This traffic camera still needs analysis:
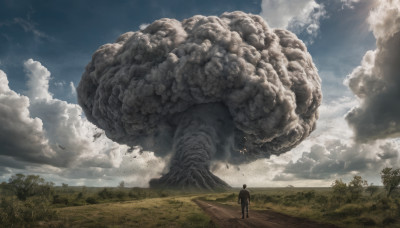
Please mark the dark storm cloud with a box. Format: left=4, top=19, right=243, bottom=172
left=345, top=0, right=400, bottom=142
left=78, top=11, right=322, bottom=189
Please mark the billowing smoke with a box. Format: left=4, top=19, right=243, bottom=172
left=77, top=11, right=322, bottom=190
left=345, top=0, right=400, bottom=142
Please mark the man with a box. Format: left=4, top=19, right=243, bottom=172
left=238, top=184, right=250, bottom=219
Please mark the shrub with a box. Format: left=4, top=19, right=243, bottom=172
left=86, top=197, right=98, bottom=204
left=98, top=188, right=114, bottom=199
left=315, top=194, right=328, bottom=208
left=52, top=195, right=69, bottom=205
left=116, top=190, right=126, bottom=199
left=304, top=191, right=315, bottom=202
left=381, top=167, right=400, bottom=197
left=0, top=197, right=57, bottom=226
left=8, top=174, right=54, bottom=201
left=348, top=176, right=368, bottom=201
left=331, top=179, right=347, bottom=206
left=366, top=184, right=379, bottom=196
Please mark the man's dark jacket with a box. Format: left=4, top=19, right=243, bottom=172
left=238, top=189, right=250, bottom=203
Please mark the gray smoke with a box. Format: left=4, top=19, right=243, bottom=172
left=77, top=11, right=322, bottom=190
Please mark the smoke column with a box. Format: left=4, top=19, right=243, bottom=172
left=77, top=11, right=322, bottom=190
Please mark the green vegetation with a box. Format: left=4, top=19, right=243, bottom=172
left=203, top=171, right=400, bottom=228
left=0, top=174, right=57, bottom=227
left=381, top=167, right=400, bottom=197
left=1, top=167, right=400, bottom=227
left=42, top=196, right=217, bottom=227
left=0, top=174, right=216, bottom=227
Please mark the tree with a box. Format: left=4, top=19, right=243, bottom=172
left=331, top=179, right=347, bottom=205
left=119, top=181, right=125, bottom=188
left=365, top=183, right=379, bottom=197
left=304, top=191, right=315, bottom=203
left=8, top=174, right=54, bottom=201
left=380, top=167, right=400, bottom=197
left=348, top=175, right=368, bottom=201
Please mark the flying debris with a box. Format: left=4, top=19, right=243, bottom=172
left=93, top=132, right=102, bottom=141
left=77, top=11, right=322, bottom=190
left=58, top=144, right=66, bottom=150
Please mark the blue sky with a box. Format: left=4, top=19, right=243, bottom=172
left=0, top=0, right=399, bottom=187
left=1, top=0, right=373, bottom=102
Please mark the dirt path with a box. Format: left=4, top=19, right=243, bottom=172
left=193, top=200, right=339, bottom=228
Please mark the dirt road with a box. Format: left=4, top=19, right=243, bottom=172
left=194, top=200, right=338, bottom=228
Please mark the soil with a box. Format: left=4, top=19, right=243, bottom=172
left=193, top=199, right=339, bottom=228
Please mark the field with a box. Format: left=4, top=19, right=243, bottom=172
left=1, top=183, right=400, bottom=227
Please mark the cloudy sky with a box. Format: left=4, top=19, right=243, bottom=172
left=0, top=0, right=399, bottom=187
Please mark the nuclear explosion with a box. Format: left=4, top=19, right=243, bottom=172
left=77, top=11, right=322, bottom=190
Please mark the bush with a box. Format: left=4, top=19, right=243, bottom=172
left=8, top=174, right=54, bottom=201
left=331, top=179, right=347, bottom=206
left=315, top=194, right=328, bottom=208
left=381, top=167, right=400, bottom=197
left=98, top=188, right=114, bottom=199
left=304, top=191, right=315, bottom=202
left=86, top=197, right=98, bottom=204
left=0, top=197, right=57, bottom=226
left=116, top=190, right=126, bottom=199
left=348, top=176, right=368, bottom=201
left=52, top=195, right=69, bottom=205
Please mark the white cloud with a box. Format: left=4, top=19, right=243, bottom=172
left=260, top=0, right=326, bottom=39
left=0, top=60, right=165, bottom=187
left=54, top=81, right=66, bottom=87
left=0, top=70, right=55, bottom=163
left=345, top=0, right=400, bottom=142
left=340, top=0, right=360, bottom=9
left=24, top=58, right=52, bottom=101
left=70, top=81, right=76, bottom=96
left=139, top=23, right=149, bottom=30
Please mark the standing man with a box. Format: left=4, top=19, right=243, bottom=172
left=238, top=184, right=250, bottom=219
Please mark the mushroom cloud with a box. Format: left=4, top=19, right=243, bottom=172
left=77, top=11, right=322, bottom=190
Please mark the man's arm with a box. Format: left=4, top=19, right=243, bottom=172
left=238, top=191, right=241, bottom=204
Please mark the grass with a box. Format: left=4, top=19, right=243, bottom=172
left=200, top=187, right=400, bottom=228
left=2, top=182, right=400, bottom=227
left=40, top=196, right=218, bottom=228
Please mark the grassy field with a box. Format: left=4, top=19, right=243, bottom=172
left=2, top=182, right=400, bottom=227
left=41, top=196, right=217, bottom=228
left=200, top=187, right=400, bottom=228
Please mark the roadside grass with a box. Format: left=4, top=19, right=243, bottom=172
left=40, top=196, right=218, bottom=228
left=200, top=188, right=400, bottom=228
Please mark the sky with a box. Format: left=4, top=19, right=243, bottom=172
left=0, top=0, right=399, bottom=188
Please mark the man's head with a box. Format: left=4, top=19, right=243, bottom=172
left=243, top=184, right=247, bottom=189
